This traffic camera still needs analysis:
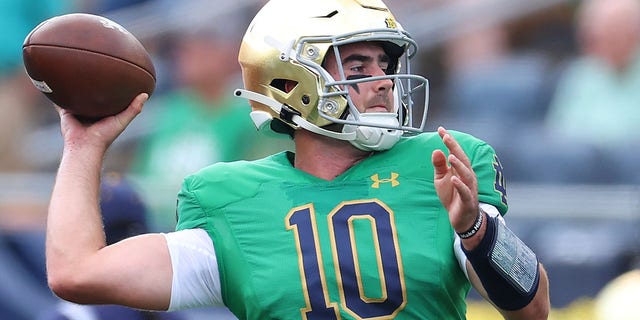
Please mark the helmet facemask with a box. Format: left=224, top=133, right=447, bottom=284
left=297, top=29, right=429, bottom=151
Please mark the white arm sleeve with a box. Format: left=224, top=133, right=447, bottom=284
left=162, top=228, right=224, bottom=311
left=453, top=203, right=505, bottom=279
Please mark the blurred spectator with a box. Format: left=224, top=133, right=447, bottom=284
left=37, top=172, right=189, bottom=320
left=127, top=3, right=291, bottom=226
left=0, top=0, right=72, bottom=171
left=0, top=227, right=54, bottom=320
left=0, top=1, right=71, bottom=75
left=441, top=15, right=553, bottom=137
left=0, top=0, right=67, bottom=297
left=544, top=0, right=640, bottom=183
left=98, top=172, right=149, bottom=244
left=438, top=0, right=560, bottom=183
left=129, top=28, right=252, bottom=184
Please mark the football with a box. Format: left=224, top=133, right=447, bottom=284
left=22, top=13, right=156, bottom=119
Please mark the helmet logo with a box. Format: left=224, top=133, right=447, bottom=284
left=385, top=18, right=397, bottom=29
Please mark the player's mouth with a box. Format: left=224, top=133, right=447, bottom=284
left=365, top=105, right=391, bottom=113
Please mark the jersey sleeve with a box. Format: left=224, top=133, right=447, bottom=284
left=169, top=176, right=224, bottom=311
left=175, top=175, right=210, bottom=231
left=164, top=228, right=223, bottom=311
left=174, top=161, right=258, bottom=231
left=474, top=144, right=508, bottom=215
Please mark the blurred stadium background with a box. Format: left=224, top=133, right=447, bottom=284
left=1, top=0, right=639, bottom=319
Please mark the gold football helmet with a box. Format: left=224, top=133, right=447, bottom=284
left=235, top=0, right=429, bottom=151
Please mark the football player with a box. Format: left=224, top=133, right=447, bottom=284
left=46, top=0, right=550, bottom=319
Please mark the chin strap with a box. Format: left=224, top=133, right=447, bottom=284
left=235, top=89, right=356, bottom=141
left=235, top=89, right=402, bottom=151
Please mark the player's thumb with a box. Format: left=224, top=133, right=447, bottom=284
left=129, top=93, right=148, bottom=115
left=432, top=149, right=449, bottom=179
left=114, top=93, right=147, bottom=129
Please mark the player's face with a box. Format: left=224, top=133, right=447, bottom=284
left=323, top=42, right=395, bottom=114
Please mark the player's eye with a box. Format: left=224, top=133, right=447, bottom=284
left=379, top=62, right=390, bottom=74
left=349, top=65, right=366, bottom=73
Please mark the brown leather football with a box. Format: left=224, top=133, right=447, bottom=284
left=22, top=13, right=156, bottom=119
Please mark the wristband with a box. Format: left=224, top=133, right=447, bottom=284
left=457, top=209, right=483, bottom=239
left=463, top=215, right=540, bottom=310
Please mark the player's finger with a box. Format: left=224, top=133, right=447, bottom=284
left=432, top=149, right=449, bottom=178
left=448, top=154, right=476, bottom=186
left=451, top=175, right=473, bottom=203
left=54, top=104, right=72, bottom=119
left=438, top=127, right=471, bottom=167
left=54, top=104, right=81, bottom=130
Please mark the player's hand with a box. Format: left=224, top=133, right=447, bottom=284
left=431, top=126, right=479, bottom=234
left=57, top=93, right=148, bottom=152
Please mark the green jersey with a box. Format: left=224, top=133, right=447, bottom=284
left=175, top=131, right=508, bottom=320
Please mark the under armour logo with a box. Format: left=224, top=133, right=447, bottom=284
left=370, top=172, right=400, bottom=188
